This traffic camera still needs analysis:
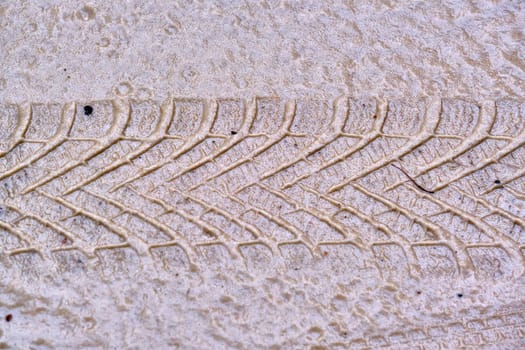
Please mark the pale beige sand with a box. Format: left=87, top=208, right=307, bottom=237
left=0, top=1, right=524, bottom=349
left=1, top=1, right=524, bottom=103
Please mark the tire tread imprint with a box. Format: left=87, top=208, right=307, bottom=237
left=0, top=97, right=523, bottom=281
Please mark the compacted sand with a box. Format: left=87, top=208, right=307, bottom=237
left=0, top=1, right=524, bottom=349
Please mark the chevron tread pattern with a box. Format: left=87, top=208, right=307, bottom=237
left=0, top=97, right=523, bottom=284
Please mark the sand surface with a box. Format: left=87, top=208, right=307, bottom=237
left=0, top=1, right=525, bottom=349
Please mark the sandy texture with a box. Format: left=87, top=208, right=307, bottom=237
left=1, top=1, right=525, bottom=103
left=1, top=1, right=525, bottom=349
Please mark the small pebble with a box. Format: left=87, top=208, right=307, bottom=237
left=84, top=105, right=94, bottom=116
